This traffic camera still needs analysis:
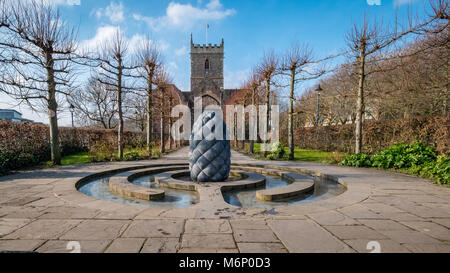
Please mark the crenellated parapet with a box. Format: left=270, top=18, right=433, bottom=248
left=190, top=34, right=224, bottom=54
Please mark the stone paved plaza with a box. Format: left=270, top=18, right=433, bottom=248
left=0, top=147, right=449, bottom=253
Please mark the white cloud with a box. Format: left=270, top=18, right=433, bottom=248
left=133, top=0, right=236, bottom=31
left=95, top=2, right=124, bottom=24
left=175, top=46, right=187, bottom=56
left=78, top=26, right=169, bottom=54
left=206, top=0, right=222, bottom=10
left=78, top=25, right=119, bottom=52
left=225, top=69, right=249, bottom=89
left=128, top=34, right=170, bottom=53
left=169, top=61, right=179, bottom=70
left=66, top=0, right=80, bottom=5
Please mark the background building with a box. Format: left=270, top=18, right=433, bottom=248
left=0, top=109, right=34, bottom=123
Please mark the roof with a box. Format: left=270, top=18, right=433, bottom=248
left=0, top=109, right=22, bottom=116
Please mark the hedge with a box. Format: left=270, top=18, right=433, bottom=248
left=0, top=121, right=145, bottom=174
left=281, top=116, right=449, bottom=155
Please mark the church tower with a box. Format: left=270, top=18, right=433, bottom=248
left=190, top=34, right=224, bottom=107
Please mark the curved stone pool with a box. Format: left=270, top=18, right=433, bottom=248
left=78, top=175, right=199, bottom=208
left=222, top=175, right=346, bottom=209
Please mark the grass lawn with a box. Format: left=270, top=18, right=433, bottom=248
left=42, top=147, right=174, bottom=167
left=42, top=152, right=92, bottom=166
left=61, top=152, right=92, bottom=165
left=252, top=143, right=344, bottom=164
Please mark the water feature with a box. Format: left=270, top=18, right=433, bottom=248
left=77, top=164, right=346, bottom=209
left=222, top=175, right=346, bottom=209
left=78, top=174, right=199, bottom=208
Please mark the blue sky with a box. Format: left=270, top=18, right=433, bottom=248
left=0, top=0, right=428, bottom=125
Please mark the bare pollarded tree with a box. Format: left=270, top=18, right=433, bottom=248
left=246, top=70, right=262, bottom=154
left=345, top=0, right=448, bottom=154
left=71, top=76, right=118, bottom=129
left=154, top=67, right=172, bottom=153
left=136, top=38, right=162, bottom=155
left=257, top=50, right=278, bottom=156
left=280, top=44, right=325, bottom=160
left=95, top=29, right=138, bottom=159
left=124, top=91, right=146, bottom=132
left=0, top=0, right=78, bottom=164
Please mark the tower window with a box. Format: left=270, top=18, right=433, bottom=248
left=205, top=59, right=210, bottom=70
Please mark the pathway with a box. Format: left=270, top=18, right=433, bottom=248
left=0, top=147, right=449, bottom=253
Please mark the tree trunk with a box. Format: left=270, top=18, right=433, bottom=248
left=117, top=62, right=124, bottom=160
left=146, top=71, right=153, bottom=156
left=168, top=98, right=173, bottom=151
left=234, top=112, right=237, bottom=148
left=355, top=48, right=366, bottom=154
left=249, top=87, right=255, bottom=154
left=45, top=53, right=61, bottom=165
left=264, top=78, right=271, bottom=156
left=160, top=92, right=165, bottom=153
left=288, top=69, right=295, bottom=160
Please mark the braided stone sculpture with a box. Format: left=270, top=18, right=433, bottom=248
left=189, top=111, right=231, bottom=182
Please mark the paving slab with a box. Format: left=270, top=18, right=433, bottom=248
left=105, top=238, right=145, bottom=253
left=393, top=204, right=450, bottom=218
left=431, top=218, right=450, bottom=229
left=402, top=243, right=450, bottom=253
left=39, top=206, right=100, bottom=219
left=140, top=237, right=180, bottom=253
left=1, top=206, right=46, bottom=219
left=122, top=219, right=184, bottom=238
left=399, top=221, right=450, bottom=241
left=178, top=248, right=238, bottom=253
left=36, top=240, right=110, bottom=253
left=185, top=219, right=232, bottom=234
left=0, top=218, right=33, bottom=237
left=237, top=242, right=287, bottom=253
left=0, top=239, right=44, bottom=252
left=3, top=219, right=82, bottom=240
left=233, top=229, right=279, bottom=243
left=362, top=203, right=405, bottom=214
left=308, top=210, right=359, bottom=226
left=358, top=219, right=411, bottom=231
left=181, top=234, right=236, bottom=249
left=378, top=230, right=444, bottom=244
left=59, top=220, right=130, bottom=240
left=343, top=239, right=410, bottom=253
left=268, top=219, right=354, bottom=253
left=338, top=204, right=385, bottom=219
left=230, top=219, right=270, bottom=230
left=324, top=225, right=387, bottom=240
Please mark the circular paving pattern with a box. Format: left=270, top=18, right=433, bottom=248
left=75, top=163, right=346, bottom=209
left=3, top=147, right=450, bottom=253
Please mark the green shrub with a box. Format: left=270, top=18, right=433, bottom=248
left=89, top=141, right=116, bottom=162
left=124, top=151, right=141, bottom=161
left=266, top=142, right=285, bottom=160
left=340, top=153, right=373, bottom=167
left=408, top=155, right=449, bottom=185
left=152, top=151, right=162, bottom=159
left=340, top=142, right=448, bottom=185
left=372, top=142, right=436, bottom=169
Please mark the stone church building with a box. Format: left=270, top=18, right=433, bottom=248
left=171, top=35, right=241, bottom=111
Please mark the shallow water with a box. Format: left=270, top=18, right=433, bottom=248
left=78, top=175, right=199, bottom=208
left=222, top=175, right=346, bottom=209
left=78, top=172, right=345, bottom=209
